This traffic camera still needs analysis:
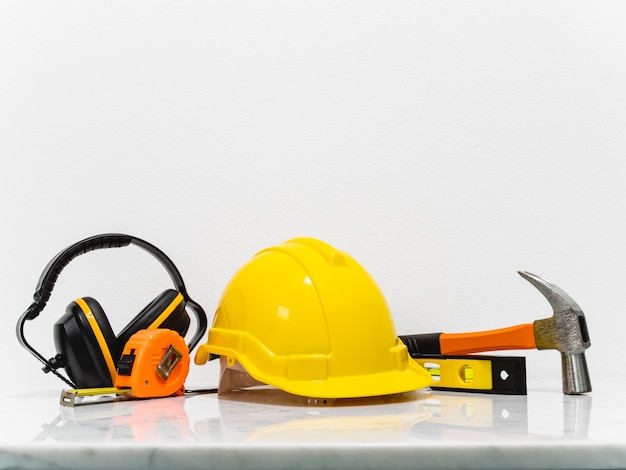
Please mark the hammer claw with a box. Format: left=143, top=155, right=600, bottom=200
left=518, top=271, right=583, bottom=318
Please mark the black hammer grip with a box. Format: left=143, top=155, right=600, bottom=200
left=399, top=333, right=443, bottom=357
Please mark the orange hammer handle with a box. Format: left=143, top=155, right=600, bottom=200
left=439, top=323, right=537, bottom=355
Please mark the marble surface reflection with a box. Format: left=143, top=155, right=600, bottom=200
left=31, top=386, right=593, bottom=444
left=2, top=379, right=624, bottom=470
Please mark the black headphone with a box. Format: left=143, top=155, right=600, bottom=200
left=16, top=234, right=208, bottom=389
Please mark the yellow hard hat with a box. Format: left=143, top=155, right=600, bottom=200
left=194, top=237, right=432, bottom=398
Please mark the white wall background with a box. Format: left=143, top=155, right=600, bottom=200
left=2, top=1, right=625, bottom=393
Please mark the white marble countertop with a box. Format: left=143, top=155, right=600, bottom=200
left=1, top=376, right=625, bottom=470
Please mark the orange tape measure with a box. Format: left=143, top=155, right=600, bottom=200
left=115, top=328, right=189, bottom=398
left=61, top=329, right=190, bottom=406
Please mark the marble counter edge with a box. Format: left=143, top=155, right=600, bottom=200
left=2, top=440, right=626, bottom=470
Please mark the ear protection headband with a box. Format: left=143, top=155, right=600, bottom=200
left=16, top=234, right=208, bottom=389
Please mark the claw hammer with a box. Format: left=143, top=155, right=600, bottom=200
left=400, top=271, right=592, bottom=394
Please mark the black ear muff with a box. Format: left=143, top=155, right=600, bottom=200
left=114, top=289, right=190, bottom=360
left=54, top=297, right=118, bottom=388
left=17, top=234, right=208, bottom=389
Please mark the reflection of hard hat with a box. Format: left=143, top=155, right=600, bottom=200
left=194, top=237, right=432, bottom=398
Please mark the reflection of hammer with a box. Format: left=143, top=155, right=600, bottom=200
left=400, top=271, right=591, bottom=395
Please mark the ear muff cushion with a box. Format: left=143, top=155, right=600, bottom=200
left=53, top=297, right=118, bottom=388
left=114, top=289, right=190, bottom=360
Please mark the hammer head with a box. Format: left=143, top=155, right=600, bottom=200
left=518, top=271, right=592, bottom=395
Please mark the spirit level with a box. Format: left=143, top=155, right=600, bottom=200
left=414, top=355, right=527, bottom=395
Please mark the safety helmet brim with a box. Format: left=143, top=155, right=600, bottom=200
left=196, top=339, right=433, bottom=399
left=260, top=357, right=431, bottom=399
